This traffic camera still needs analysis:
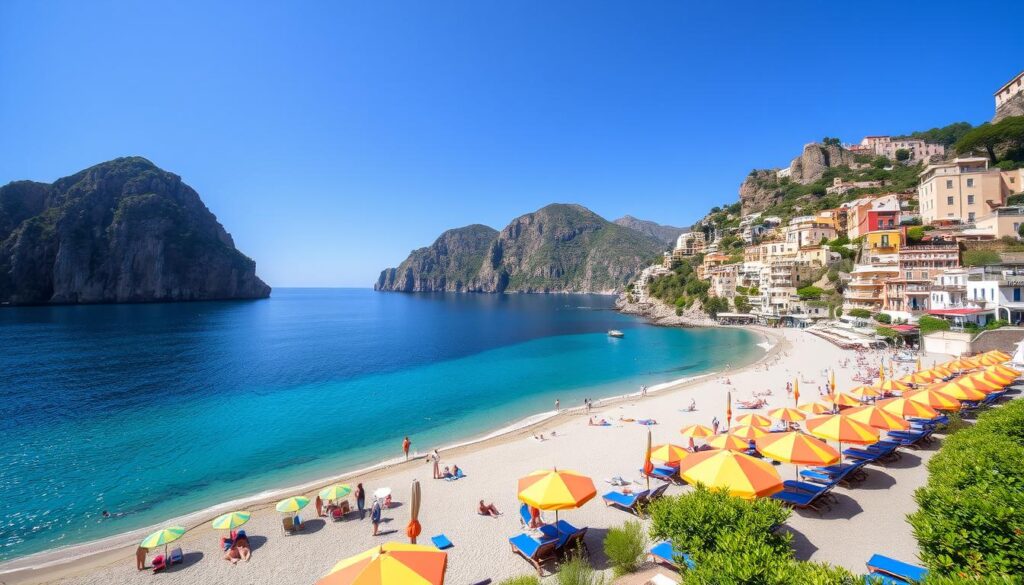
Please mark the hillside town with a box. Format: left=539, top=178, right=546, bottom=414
left=631, top=70, right=1024, bottom=350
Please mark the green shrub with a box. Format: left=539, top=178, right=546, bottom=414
left=847, top=308, right=872, bottom=319
left=496, top=577, right=541, bottom=585
left=603, top=520, right=647, bottom=576
left=874, top=313, right=892, bottom=324
left=556, top=549, right=606, bottom=585
left=919, top=315, right=951, bottom=335
left=797, top=285, right=824, bottom=300
left=908, top=401, right=1024, bottom=578
left=963, top=250, right=1002, bottom=267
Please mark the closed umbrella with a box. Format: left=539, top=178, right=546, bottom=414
left=407, top=480, right=421, bottom=544
left=316, top=542, right=447, bottom=585
left=643, top=428, right=653, bottom=490
left=677, top=450, right=783, bottom=499
left=726, top=390, right=732, bottom=428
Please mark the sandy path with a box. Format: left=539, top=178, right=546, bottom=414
left=1, top=328, right=950, bottom=585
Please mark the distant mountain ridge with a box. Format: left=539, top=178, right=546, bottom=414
left=375, top=204, right=664, bottom=294
left=613, top=215, right=688, bottom=245
left=0, top=157, right=270, bottom=305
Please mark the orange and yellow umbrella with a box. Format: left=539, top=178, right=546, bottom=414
left=517, top=469, right=596, bottom=511
left=680, top=424, right=715, bottom=439
left=985, top=364, right=1020, bottom=379
left=874, top=379, right=911, bottom=393
left=316, top=543, right=447, bottom=585
left=847, top=385, right=882, bottom=400
left=974, top=353, right=1005, bottom=366
left=903, top=388, right=961, bottom=412
left=985, top=350, right=1012, bottom=362
left=974, top=369, right=1014, bottom=387
left=930, top=380, right=987, bottom=401
left=708, top=433, right=755, bottom=451
left=649, top=444, right=690, bottom=466
left=805, top=415, right=880, bottom=445
left=798, top=401, right=831, bottom=415
left=942, top=358, right=978, bottom=372
left=735, top=414, right=772, bottom=428
left=923, top=366, right=954, bottom=380
left=755, top=432, right=840, bottom=466
left=877, top=397, right=939, bottom=419
left=767, top=407, right=806, bottom=423
left=823, top=392, right=864, bottom=407
left=957, top=374, right=1003, bottom=393
left=726, top=425, right=769, bottom=440
left=677, top=449, right=782, bottom=499
left=843, top=405, right=911, bottom=431
left=900, top=371, right=935, bottom=385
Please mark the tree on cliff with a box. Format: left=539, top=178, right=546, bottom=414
left=955, top=117, right=1024, bottom=164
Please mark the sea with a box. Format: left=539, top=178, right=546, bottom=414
left=0, top=288, right=759, bottom=562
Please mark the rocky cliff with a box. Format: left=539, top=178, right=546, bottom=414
left=613, top=215, right=687, bottom=245
left=995, top=92, right=1024, bottom=123
left=789, top=142, right=856, bottom=184
left=375, top=204, right=663, bottom=294
left=738, top=169, right=784, bottom=215
left=0, top=157, right=271, bottom=305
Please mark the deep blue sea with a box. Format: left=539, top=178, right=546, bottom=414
left=0, top=289, right=757, bottom=561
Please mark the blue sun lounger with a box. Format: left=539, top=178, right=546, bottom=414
left=771, top=489, right=829, bottom=513
left=509, top=533, right=558, bottom=575
left=648, top=541, right=695, bottom=570
left=864, top=554, right=928, bottom=584
left=602, top=489, right=650, bottom=515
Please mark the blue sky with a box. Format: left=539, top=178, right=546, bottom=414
left=2, top=0, right=1022, bottom=287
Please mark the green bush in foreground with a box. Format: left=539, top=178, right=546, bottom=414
left=909, top=400, right=1024, bottom=578
left=603, top=519, right=647, bottom=576
left=556, top=550, right=606, bottom=585
left=496, top=576, right=541, bottom=585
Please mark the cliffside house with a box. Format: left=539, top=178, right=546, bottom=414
left=844, top=194, right=901, bottom=239
left=846, top=135, right=945, bottom=162
left=995, top=70, right=1024, bottom=112
left=917, top=158, right=1014, bottom=225
left=826, top=177, right=884, bottom=196
left=785, top=215, right=838, bottom=248
left=672, top=231, right=706, bottom=260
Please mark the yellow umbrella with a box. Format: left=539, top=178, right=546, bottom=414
left=649, top=443, right=690, bottom=466
left=847, top=385, right=882, bottom=400
left=805, top=415, right=880, bottom=445
left=798, top=401, right=831, bottom=414
left=900, top=371, right=935, bottom=385
left=708, top=433, right=755, bottom=451
left=923, top=366, right=954, bottom=380
left=755, top=432, right=840, bottom=466
left=930, top=380, right=987, bottom=401
left=316, top=542, right=447, bottom=585
left=680, top=424, right=715, bottom=439
left=768, top=407, right=807, bottom=423
left=276, top=496, right=310, bottom=513
left=974, top=353, right=1004, bottom=366
left=320, top=484, right=353, bottom=502
left=517, top=469, right=596, bottom=511
left=874, top=379, right=911, bottom=393
left=140, top=526, right=186, bottom=558
left=823, top=392, right=863, bottom=407
left=677, top=449, right=783, bottom=499
left=843, top=405, right=911, bottom=431
left=727, top=425, right=769, bottom=440
left=942, top=358, right=978, bottom=372
left=735, top=413, right=772, bottom=427
left=877, top=397, right=940, bottom=419
left=903, top=388, right=961, bottom=412
left=976, top=369, right=1015, bottom=386
left=211, top=511, right=250, bottom=531
left=986, top=350, right=1012, bottom=362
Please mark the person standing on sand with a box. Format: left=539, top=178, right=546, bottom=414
left=712, top=416, right=720, bottom=435
left=136, top=546, right=148, bottom=570
left=370, top=498, right=382, bottom=535
left=555, top=399, right=560, bottom=411
left=355, top=483, right=366, bottom=519
left=430, top=449, right=441, bottom=479
left=402, top=436, right=411, bottom=460
left=315, top=494, right=323, bottom=517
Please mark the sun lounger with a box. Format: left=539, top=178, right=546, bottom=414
left=637, top=419, right=658, bottom=426
left=602, top=489, right=650, bottom=515
left=509, top=533, right=558, bottom=575
left=431, top=534, right=453, bottom=549
left=518, top=503, right=546, bottom=528
left=771, top=489, right=830, bottom=513
left=444, top=469, right=466, bottom=481
left=783, top=480, right=836, bottom=502
left=843, top=448, right=885, bottom=462
left=801, top=462, right=866, bottom=486
left=865, top=553, right=928, bottom=584
left=648, top=541, right=696, bottom=570
left=559, top=524, right=588, bottom=556
left=649, top=482, right=669, bottom=500
left=640, top=466, right=678, bottom=483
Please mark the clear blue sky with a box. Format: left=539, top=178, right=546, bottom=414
left=2, top=1, right=1022, bottom=287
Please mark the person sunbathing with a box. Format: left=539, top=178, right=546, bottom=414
left=442, top=466, right=453, bottom=479
left=451, top=464, right=461, bottom=477
left=235, top=536, right=251, bottom=562
left=224, top=543, right=242, bottom=565
left=478, top=500, right=500, bottom=517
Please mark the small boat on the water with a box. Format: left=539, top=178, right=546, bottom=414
left=608, top=330, right=624, bottom=338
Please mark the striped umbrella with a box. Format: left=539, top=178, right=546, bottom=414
left=679, top=424, right=715, bottom=439
left=974, top=370, right=1014, bottom=388
left=755, top=432, right=840, bottom=466
left=847, top=385, right=882, bottom=400
left=211, top=511, right=250, bottom=531
left=726, top=425, right=769, bottom=440
left=140, top=526, right=186, bottom=558
left=874, top=379, right=911, bottom=393
left=923, top=366, right=955, bottom=380
left=708, top=433, right=754, bottom=452
left=823, top=392, right=864, bottom=407
left=900, top=371, right=936, bottom=385
left=649, top=443, right=690, bottom=466
left=985, top=364, right=1021, bottom=379
left=767, top=407, right=807, bottom=423
left=931, top=380, right=987, bottom=401
left=805, top=415, right=879, bottom=445
left=735, top=414, right=772, bottom=427
left=276, top=496, right=310, bottom=513
left=320, top=484, right=353, bottom=502
left=316, top=542, right=447, bottom=585
left=677, top=449, right=782, bottom=499
left=974, top=353, right=1005, bottom=366
left=942, top=358, right=978, bottom=372
left=957, top=374, right=1003, bottom=393
left=877, top=397, right=940, bottom=419
left=798, top=401, right=831, bottom=414
left=986, top=350, right=1012, bottom=362
left=903, top=388, right=961, bottom=411
left=517, top=469, right=596, bottom=511
left=843, top=405, right=911, bottom=431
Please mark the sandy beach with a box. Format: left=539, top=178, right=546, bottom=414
left=0, top=327, right=953, bottom=585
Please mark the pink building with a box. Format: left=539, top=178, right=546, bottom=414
left=852, top=136, right=944, bottom=162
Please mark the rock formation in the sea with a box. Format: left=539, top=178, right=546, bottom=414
left=613, top=215, right=688, bottom=246
left=0, top=157, right=271, bottom=304
left=375, top=204, right=664, bottom=294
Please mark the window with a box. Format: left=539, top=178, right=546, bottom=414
left=967, top=195, right=975, bottom=204
left=967, top=178, right=975, bottom=187
left=877, top=219, right=883, bottom=229
left=947, top=196, right=954, bottom=205
left=968, top=212, right=975, bottom=222
left=946, top=180, right=953, bottom=189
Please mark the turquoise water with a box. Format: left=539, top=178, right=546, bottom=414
left=0, top=289, right=757, bottom=561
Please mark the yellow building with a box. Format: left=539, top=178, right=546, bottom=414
left=918, top=157, right=1007, bottom=224
left=863, top=229, right=903, bottom=253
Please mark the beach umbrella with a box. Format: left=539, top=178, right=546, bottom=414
left=680, top=424, right=715, bottom=439
left=985, top=364, right=1021, bottom=379
left=649, top=443, right=690, bottom=466
left=211, top=511, right=250, bottom=531
left=957, top=374, right=1003, bottom=393
left=903, top=388, right=961, bottom=412
left=823, top=392, right=863, bottom=407
left=793, top=378, right=800, bottom=405
left=754, top=432, right=840, bottom=466
left=517, top=469, right=596, bottom=511
left=879, top=363, right=885, bottom=382
left=798, top=401, right=831, bottom=415
left=320, top=484, right=353, bottom=502
left=829, top=369, right=836, bottom=394
left=140, top=526, right=186, bottom=559
left=768, top=407, right=806, bottom=423
left=931, top=380, right=987, bottom=401
left=847, top=385, right=882, bottom=400
left=900, top=371, right=935, bottom=385
left=677, top=449, right=783, bottom=499
left=843, top=405, right=911, bottom=431
left=874, top=379, right=911, bottom=394
left=708, top=433, right=754, bottom=451
left=974, top=353, right=1004, bottom=366
left=735, top=413, right=772, bottom=427
left=986, top=350, right=1012, bottom=362
left=727, top=425, right=769, bottom=440
left=407, top=480, right=421, bottom=544
left=975, top=369, right=1015, bottom=387
left=805, top=415, right=879, bottom=445
left=877, top=397, right=940, bottom=420
left=315, top=542, right=447, bottom=585
left=942, top=358, right=978, bottom=372
left=643, top=428, right=653, bottom=491
left=923, top=366, right=954, bottom=380
left=275, top=496, right=310, bottom=513
left=726, top=390, right=732, bottom=428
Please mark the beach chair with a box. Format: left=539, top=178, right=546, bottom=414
left=282, top=516, right=302, bottom=533
left=843, top=448, right=885, bottom=463
left=509, top=533, right=558, bottom=575
left=864, top=554, right=928, bottom=584
left=430, top=534, right=453, bottom=549
left=649, top=482, right=669, bottom=501
left=518, top=503, right=545, bottom=528
left=168, top=547, right=183, bottom=567
left=601, top=489, right=649, bottom=515
left=648, top=541, right=696, bottom=570
left=641, top=465, right=678, bottom=484
left=772, top=489, right=829, bottom=514
left=331, top=507, right=345, bottom=522
left=559, top=524, right=588, bottom=557
left=151, top=554, right=167, bottom=573
left=782, top=480, right=837, bottom=503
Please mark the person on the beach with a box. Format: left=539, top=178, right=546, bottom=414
left=136, top=546, right=148, bottom=570
left=355, top=483, right=366, bottom=519
left=235, top=535, right=251, bottom=562
left=452, top=464, right=461, bottom=477
left=529, top=505, right=542, bottom=528
left=431, top=450, right=441, bottom=479
left=370, top=498, right=382, bottom=535
left=315, top=494, right=323, bottom=517
left=442, top=466, right=452, bottom=479
left=554, top=399, right=560, bottom=411
left=478, top=500, right=500, bottom=517
left=402, top=436, right=411, bottom=460
left=712, top=417, right=720, bottom=435
left=687, top=398, right=696, bottom=412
